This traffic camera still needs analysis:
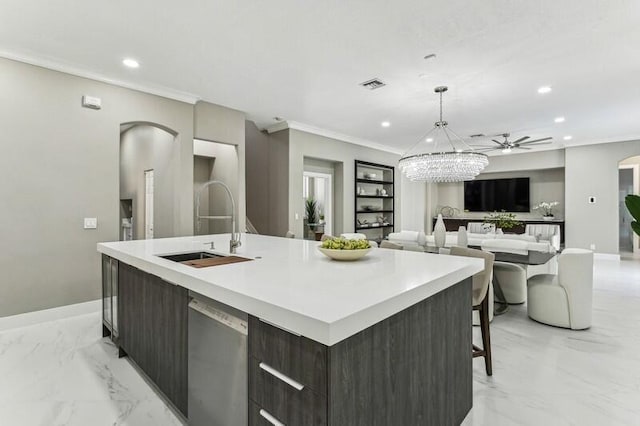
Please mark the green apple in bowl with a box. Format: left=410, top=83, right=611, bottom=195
left=318, top=237, right=372, bottom=261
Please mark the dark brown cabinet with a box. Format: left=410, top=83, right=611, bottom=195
left=248, top=278, right=473, bottom=426
left=117, top=262, right=189, bottom=416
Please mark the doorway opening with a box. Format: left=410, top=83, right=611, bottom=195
left=193, top=139, right=239, bottom=236
left=303, top=171, right=333, bottom=240
left=119, top=122, right=178, bottom=240
left=619, top=156, right=640, bottom=257
left=302, top=157, right=342, bottom=240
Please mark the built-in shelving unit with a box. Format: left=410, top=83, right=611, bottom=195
left=355, top=160, right=395, bottom=242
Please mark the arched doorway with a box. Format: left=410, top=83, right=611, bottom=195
left=119, top=122, right=179, bottom=240
left=618, top=155, right=640, bottom=256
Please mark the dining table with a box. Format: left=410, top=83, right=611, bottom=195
left=485, top=249, right=557, bottom=315
left=423, top=245, right=557, bottom=315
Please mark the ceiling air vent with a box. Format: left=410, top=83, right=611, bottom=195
left=360, top=78, right=386, bottom=90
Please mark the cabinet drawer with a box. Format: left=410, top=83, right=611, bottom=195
left=249, top=358, right=327, bottom=426
left=249, top=316, right=327, bottom=396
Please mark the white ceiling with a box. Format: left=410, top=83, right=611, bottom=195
left=2, top=0, right=640, bottom=155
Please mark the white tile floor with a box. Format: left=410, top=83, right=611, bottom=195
left=0, top=258, right=638, bottom=425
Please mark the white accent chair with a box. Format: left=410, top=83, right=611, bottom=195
left=525, top=224, right=561, bottom=252
left=468, top=222, right=495, bottom=234
left=380, top=240, right=402, bottom=250
left=493, top=262, right=527, bottom=304
left=527, top=248, right=594, bottom=330
left=340, top=233, right=367, bottom=240
left=481, top=239, right=528, bottom=304
left=387, top=230, right=427, bottom=251
left=481, top=239, right=529, bottom=255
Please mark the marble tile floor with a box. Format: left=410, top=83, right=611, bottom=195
left=0, top=257, right=638, bottom=425
left=0, top=308, right=183, bottom=425
left=464, top=257, right=640, bottom=426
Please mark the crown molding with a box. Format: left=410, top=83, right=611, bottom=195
left=265, top=120, right=403, bottom=155
left=0, top=49, right=201, bottom=104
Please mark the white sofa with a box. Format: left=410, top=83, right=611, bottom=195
left=425, top=231, right=553, bottom=253
left=527, top=248, right=594, bottom=330
left=525, top=224, right=561, bottom=252
left=387, top=231, right=427, bottom=252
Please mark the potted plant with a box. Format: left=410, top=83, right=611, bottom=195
left=305, top=197, right=318, bottom=233
left=533, top=201, right=559, bottom=221
left=483, top=211, right=522, bottom=232
left=625, top=194, right=640, bottom=237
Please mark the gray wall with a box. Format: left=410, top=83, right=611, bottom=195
left=435, top=168, right=566, bottom=219
left=194, top=102, right=246, bottom=233
left=245, top=121, right=271, bottom=234
left=0, top=57, right=245, bottom=316
left=193, top=155, right=215, bottom=234
left=193, top=140, right=239, bottom=234
left=120, top=125, right=178, bottom=239
left=565, top=140, right=640, bottom=254
left=288, top=129, right=402, bottom=239
left=427, top=149, right=567, bottom=229
left=244, top=123, right=290, bottom=237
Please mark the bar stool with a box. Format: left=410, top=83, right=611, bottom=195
left=450, top=246, right=495, bottom=376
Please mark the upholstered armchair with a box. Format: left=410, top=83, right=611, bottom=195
left=468, top=222, right=495, bottom=234
left=480, top=239, right=528, bottom=304
left=527, top=248, right=594, bottom=330
left=525, top=224, right=561, bottom=251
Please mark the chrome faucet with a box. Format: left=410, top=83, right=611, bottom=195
left=195, top=180, right=242, bottom=254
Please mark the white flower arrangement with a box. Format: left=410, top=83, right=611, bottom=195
left=533, top=201, right=559, bottom=217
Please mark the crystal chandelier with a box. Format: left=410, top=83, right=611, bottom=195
left=399, top=86, right=488, bottom=182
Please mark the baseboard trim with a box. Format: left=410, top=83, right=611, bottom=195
left=594, top=253, right=621, bottom=261
left=0, top=299, right=101, bottom=332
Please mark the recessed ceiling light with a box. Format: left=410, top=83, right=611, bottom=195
left=537, top=86, right=552, bottom=94
left=381, top=121, right=391, bottom=128
left=426, top=138, right=434, bottom=142
left=554, top=116, right=565, bottom=123
left=563, top=135, right=573, bottom=140
left=122, top=58, right=140, bottom=68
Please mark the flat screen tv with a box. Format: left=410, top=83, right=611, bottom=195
left=464, top=177, right=530, bottom=212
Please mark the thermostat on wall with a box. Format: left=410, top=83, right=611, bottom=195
left=82, top=95, right=102, bottom=110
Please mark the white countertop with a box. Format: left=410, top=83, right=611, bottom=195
left=98, top=234, right=483, bottom=346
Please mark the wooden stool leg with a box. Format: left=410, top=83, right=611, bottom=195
left=480, top=296, right=493, bottom=376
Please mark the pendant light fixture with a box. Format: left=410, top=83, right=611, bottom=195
left=399, top=86, right=488, bottom=182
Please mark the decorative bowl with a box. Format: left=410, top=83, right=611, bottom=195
left=317, top=247, right=372, bottom=261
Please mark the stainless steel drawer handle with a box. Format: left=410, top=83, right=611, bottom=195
left=259, top=409, right=285, bottom=426
left=259, top=362, right=305, bottom=391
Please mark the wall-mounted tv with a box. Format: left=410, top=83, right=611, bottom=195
left=464, top=177, right=530, bottom=212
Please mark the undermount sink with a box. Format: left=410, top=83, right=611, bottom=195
left=158, top=251, right=225, bottom=262
left=157, top=251, right=253, bottom=268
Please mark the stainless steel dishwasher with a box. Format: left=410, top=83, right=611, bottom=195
left=188, top=293, right=248, bottom=426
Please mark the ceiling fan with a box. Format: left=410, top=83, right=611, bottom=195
left=475, top=133, right=553, bottom=153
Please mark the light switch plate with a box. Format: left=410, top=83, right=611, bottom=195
left=84, top=218, right=97, bottom=229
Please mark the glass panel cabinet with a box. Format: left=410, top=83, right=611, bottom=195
left=102, top=255, right=119, bottom=339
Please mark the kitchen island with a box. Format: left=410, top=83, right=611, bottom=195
left=98, top=234, right=483, bottom=426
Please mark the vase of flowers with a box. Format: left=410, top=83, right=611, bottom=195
left=533, top=201, right=559, bottom=220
